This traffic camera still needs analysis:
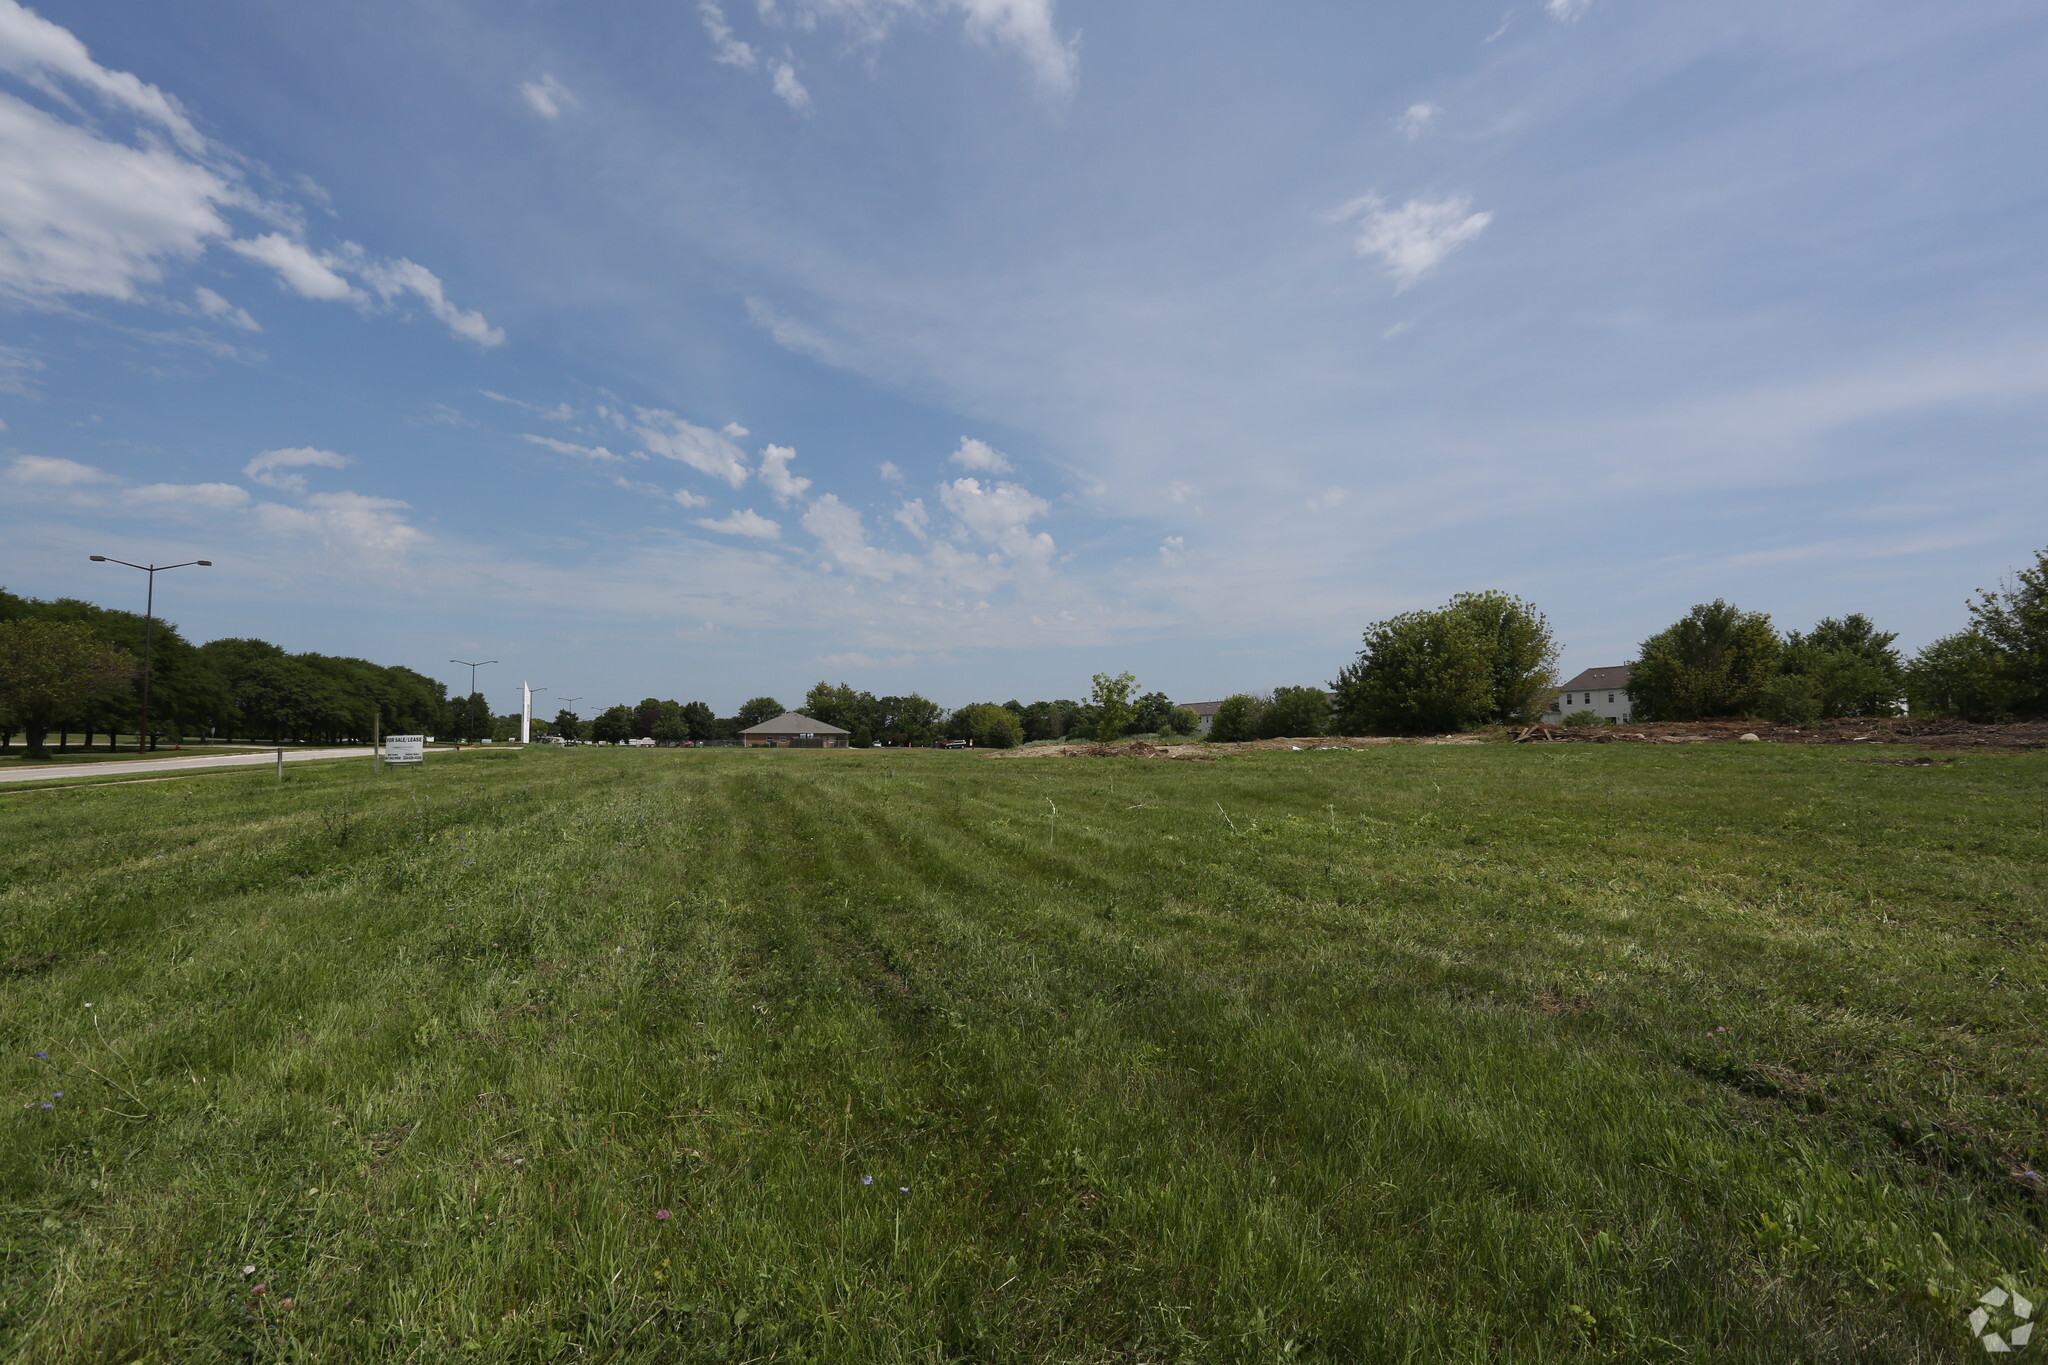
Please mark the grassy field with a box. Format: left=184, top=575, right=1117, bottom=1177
left=2, top=744, right=2043, bottom=1362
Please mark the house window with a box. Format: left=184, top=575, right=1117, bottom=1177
left=1607, top=694, right=1614, bottom=703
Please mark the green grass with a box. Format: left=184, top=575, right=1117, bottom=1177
left=2, top=744, right=2043, bottom=1361
left=0, top=745, right=275, bottom=768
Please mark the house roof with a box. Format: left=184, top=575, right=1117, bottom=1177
left=1178, top=701, right=1223, bottom=716
left=1558, top=666, right=1632, bottom=691
left=739, top=711, right=851, bottom=735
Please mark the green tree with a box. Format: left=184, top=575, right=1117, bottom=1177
left=0, top=619, right=137, bottom=758
left=876, top=694, right=944, bottom=746
left=1905, top=631, right=2017, bottom=722
left=633, top=698, right=665, bottom=739
left=651, top=701, right=691, bottom=744
left=1088, top=672, right=1137, bottom=741
left=949, top=702, right=1022, bottom=749
left=1331, top=609, right=1491, bottom=735
left=1443, top=591, right=1559, bottom=723
left=553, top=708, right=583, bottom=741
left=1627, top=601, right=1782, bottom=721
left=1130, top=691, right=1173, bottom=735
left=1018, top=700, right=1076, bottom=742
left=1260, top=685, right=1330, bottom=739
left=1207, top=693, right=1267, bottom=743
left=1779, top=614, right=1904, bottom=719
left=1159, top=705, right=1200, bottom=738
left=1965, top=546, right=2048, bottom=716
left=733, top=696, right=785, bottom=732
left=590, top=704, right=633, bottom=744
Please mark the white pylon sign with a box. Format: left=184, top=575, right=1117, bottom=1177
left=521, top=681, right=533, bottom=744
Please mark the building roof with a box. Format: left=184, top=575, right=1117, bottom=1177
left=1558, top=666, right=1632, bottom=691
left=1178, top=701, right=1223, bottom=716
left=739, top=710, right=851, bottom=736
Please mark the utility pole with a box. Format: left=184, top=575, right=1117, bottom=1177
left=90, top=556, right=212, bottom=751
left=449, top=658, right=497, bottom=743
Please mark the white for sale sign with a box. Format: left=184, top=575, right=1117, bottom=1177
left=385, top=735, right=424, bottom=764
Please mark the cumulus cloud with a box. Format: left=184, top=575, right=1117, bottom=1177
left=758, top=443, right=812, bottom=502
left=634, top=408, right=751, bottom=487
left=228, top=233, right=354, bottom=301
left=193, top=286, right=259, bottom=331
left=1330, top=194, right=1493, bottom=289
left=124, top=481, right=249, bottom=509
left=699, top=0, right=758, bottom=68
left=673, top=488, right=710, bottom=508
left=521, top=433, right=628, bottom=463
left=770, top=62, right=811, bottom=113
left=254, top=490, right=427, bottom=558
left=1395, top=103, right=1440, bottom=139
left=243, top=445, right=353, bottom=494
left=947, top=0, right=1078, bottom=97
left=354, top=254, right=505, bottom=347
left=1159, top=535, right=1184, bottom=566
left=948, top=436, right=1013, bottom=473
left=695, top=507, right=781, bottom=539
left=0, top=91, right=232, bottom=303
left=803, top=494, right=917, bottom=578
left=5, top=454, right=108, bottom=484
left=520, top=73, right=580, bottom=120
left=0, top=3, right=501, bottom=348
left=878, top=460, right=905, bottom=484
left=893, top=497, right=929, bottom=539
left=939, top=476, right=1054, bottom=566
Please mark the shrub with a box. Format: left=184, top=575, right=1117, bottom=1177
left=1260, top=686, right=1330, bottom=738
left=1207, top=694, right=1266, bottom=743
left=1628, top=601, right=1780, bottom=721
left=1561, top=710, right=1604, bottom=728
left=1755, top=675, right=1821, bottom=727
left=1331, top=591, right=1556, bottom=735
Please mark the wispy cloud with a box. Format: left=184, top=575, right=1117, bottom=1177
left=243, top=446, right=353, bottom=494
left=1394, top=103, right=1440, bottom=139
left=1328, top=194, right=1493, bottom=289
left=520, top=73, right=580, bottom=120
left=521, top=433, right=629, bottom=463
left=696, top=507, right=781, bottom=539
left=635, top=409, right=751, bottom=487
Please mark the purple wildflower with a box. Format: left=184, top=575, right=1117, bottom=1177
left=860, top=1175, right=873, bottom=1186
left=52, top=1092, right=62, bottom=1099
left=39, top=1102, right=52, bottom=1110
left=655, top=1209, right=672, bottom=1221
left=33, top=1051, right=46, bottom=1060
left=899, top=1186, right=910, bottom=1194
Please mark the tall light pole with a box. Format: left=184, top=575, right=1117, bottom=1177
left=449, top=658, right=496, bottom=743
left=559, top=696, right=583, bottom=742
left=90, top=555, right=211, bottom=752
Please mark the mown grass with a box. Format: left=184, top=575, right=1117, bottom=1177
left=1, top=743, right=2043, bottom=1362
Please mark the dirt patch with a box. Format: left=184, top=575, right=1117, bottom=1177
left=1531, top=989, right=1593, bottom=1015
left=1513, top=717, right=2048, bottom=750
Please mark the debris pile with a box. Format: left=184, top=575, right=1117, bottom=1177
left=1512, top=717, right=2048, bottom=750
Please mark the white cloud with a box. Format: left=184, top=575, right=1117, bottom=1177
left=803, top=494, right=917, bottom=578
left=695, top=507, right=781, bottom=539
left=758, top=443, right=812, bottom=502
left=1168, top=479, right=1196, bottom=503
left=1331, top=194, right=1493, bottom=289
left=1306, top=485, right=1347, bottom=512
left=947, top=0, right=1078, bottom=97
left=634, top=408, right=751, bottom=486
left=721, top=421, right=749, bottom=438
left=243, top=445, right=353, bottom=494
left=893, top=497, right=929, bottom=539
left=1546, top=0, right=1593, bottom=21
left=948, top=435, right=1013, bottom=473
left=354, top=254, right=505, bottom=347
left=673, top=488, right=710, bottom=508
left=124, top=481, right=249, bottom=509
left=745, top=297, right=849, bottom=366
left=1395, top=103, right=1440, bottom=139
left=193, top=286, right=259, bottom=331
left=229, top=233, right=354, bottom=301
left=0, top=91, right=232, bottom=303
left=770, top=62, right=811, bottom=113
left=0, top=0, right=206, bottom=152
left=1158, top=534, right=1185, bottom=566
left=5, top=454, right=107, bottom=484
left=878, top=460, right=905, bottom=484
left=253, top=490, right=426, bottom=559
left=520, top=73, right=580, bottom=120
left=939, top=476, right=1054, bottom=566
left=699, top=1, right=758, bottom=68
left=483, top=391, right=575, bottom=422
left=521, top=433, right=628, bottom=463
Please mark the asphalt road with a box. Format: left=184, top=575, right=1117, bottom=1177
left=0, top=747, right=376, bottom=786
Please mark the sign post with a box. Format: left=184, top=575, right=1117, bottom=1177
left=385, top=734, right=424, bottom=766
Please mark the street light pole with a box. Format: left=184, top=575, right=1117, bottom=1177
left=449, top=658, right=497, bottom=743
left=90, top=555, right=212, bottom=752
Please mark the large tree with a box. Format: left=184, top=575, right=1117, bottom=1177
left=1627, top=601, right=1781, bottom=722
left=1445, top=591, right=1559, bottom=724
left=553, top=708, right=584, bottom=741
left=876, top=694, right=944, bottom=747
left=0, top=619, right=136, bottom=758
left=1965, top=546, right=2048, bottom=717
left=948, top=702, right=1022, bottom=749
left=1087, top=672, right=1137, bottom=742
left=1208, top=693, right=1267, bottom=743
left=733, top=696, right=785, bottom=731
left=590, top=704, right=633, bottom=744
left=1770, top=614, right=1905, bottom=721
left=1260, top=685, right=1330, bottom=739
left=1331, top=610, right=1491, bottom=736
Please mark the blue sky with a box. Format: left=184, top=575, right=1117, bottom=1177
left=2, top=0, right=2045, bottom=716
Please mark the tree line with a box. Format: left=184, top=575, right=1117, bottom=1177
left=1194, top=546, right=2048, bottom=739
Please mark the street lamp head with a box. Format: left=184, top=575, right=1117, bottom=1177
left=196, top=560, right=212, bottom=567
left=89, top=555, right=106, bottom=562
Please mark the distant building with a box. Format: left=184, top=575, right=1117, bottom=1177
left=1544, top=667, right=1634, bottom=724
left=1178, top=701, right=1223, bottom=735
left=738, top=711, right=852, bottom=748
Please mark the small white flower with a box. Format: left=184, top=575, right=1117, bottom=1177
left=242, top=1265, right=255, bottom=1276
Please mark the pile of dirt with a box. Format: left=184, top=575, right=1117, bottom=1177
left=1512, top=717, right=2048, bottom=750
left=1001, top=740, right=1218, bottom=761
